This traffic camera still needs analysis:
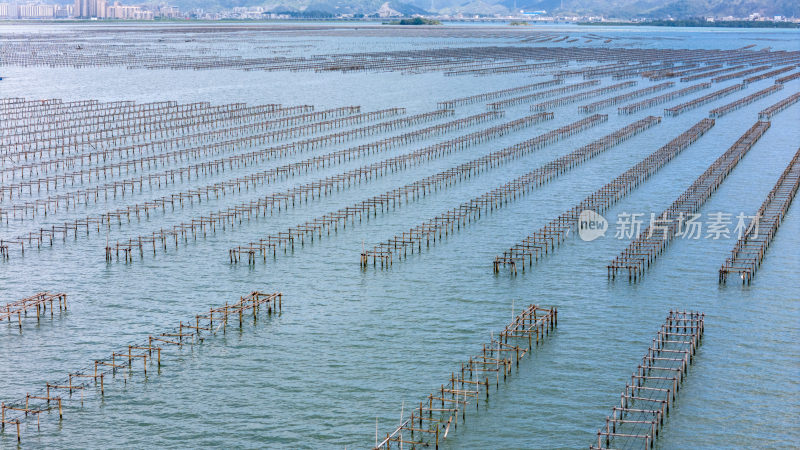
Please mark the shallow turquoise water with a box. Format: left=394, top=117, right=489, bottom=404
left=0, top=23, right=799, bottom=449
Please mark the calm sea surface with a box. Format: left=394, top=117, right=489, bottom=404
left=0, top=22, right=798, bottom=449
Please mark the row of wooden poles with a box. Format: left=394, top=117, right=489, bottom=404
left=6, top=35, right=797, bottom=76
left=407, top=46, right=567, bottom=78
left=0, top=104, right=311, bottom=183
left=0, top=104, right=389, bottom=174
left=0, top=106, right=413, bottom=198
left=0, top=110, right=453, bottom=223
left=591, top=310, right=704, bottom=449
left=1, top=101, right=281, bottom=151
left=571, top=61, right=677, bottom=81
left=0, top=103, right=354, bottom=190
left=0, top=107, right=448, bottom=221
left=719, top=148, right=800, bottom=284
left=437, top=78, right=562, bottom=108
left=443, top=60, right=565, bottom=77
left=374, top=305, right=557, bottom=449
left=487, top=80, right=600, bottom=110
left=229, top=113, right=547, bottom=264
left=283, top=47, right=797, bottom=76
left=494, top=89, right=798, bottom=281
left=608, top=62, right=707, bottom=81
left=485, top=62, right=793, bottom=116
left=664, top=63, right=798, bottom=117
left=0, top=106, right=444, bottom=217
left=0, top=39, right=530, bottom=74
left=0, top=104, right=381, bottom=180
left=619, top=82, right=711, bottom=114
left=530, top=80, right=637, bottom=111
left=0, top=103, right=315, bottom=176
left=107, top=110, right=506, bottom=262
left=3, top=28, right=578, bottom=49
left=1, top=100, right=213, bottom=132
left=3, top=72, right=795, bottom=267
left=3, top=28, right=797, bottom=74
left=608, top=120, right=772, bottom=281
left=3, top=69, right=796, bottom=263
left=0, top=75, right=748, bottom=195
left=1, top=98, right=192, bottom=124
left=758, top=92, right=800, bottom=120
left=0, top=291, right=281, bottom=443
left=643, top=64, right=718, bottom=81
left=0, top=41, right=670, bottom=74
left=741, top=65, right=797, bottom=84
left=776, top=71, right=800, bottom=84
left=642, top=62, right=795, bottom=114
left=0, top=101, right=320, bottom=159
left=564, top=50, right=797, bottom=81
left=0, top=78, right=736, bottom=190
left=709, top=84, right=784, bottom=118
left=680, top=64, right=755, bottom=82
left=362, top=114, right=656, bottom=268
left=494, top=118, right=713, bottom=274
left=0, top=106, right=399, bottom=195
left=0, top=102, right=313, bottom=166
left=0, top=110, right=442, bottom=221
left=665, top=83, right=747, bottom=116
left=437, top=75, right=672, bottom=112
left=442, top=59, right=790, bottom=118
left=206, top=107, right=655, bottom=267
left=579, top=82, right=675, bottom=113
left=358, top=79, right=794, bottom=276
left=715, top=65, right=780, bottom=83
left=555, top=49, right=792, bottom=80
left=2, top=107, right=483, bottom=257
left=0, top=292, right=67, bottom=330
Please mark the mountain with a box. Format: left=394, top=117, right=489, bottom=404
left=50, top=0, right=798, bottom=18
left=264, top=0, right=428, bottom=16
left=561, top=0, right=799, bottom=18
left=145, top=0, right=429, bottom=15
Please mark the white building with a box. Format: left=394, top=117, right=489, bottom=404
left=74, top=0, right=106, bottom=18
left=0, top=3, right=18, bottom=18
left=155, top=5, right=180, bottom=18
left=105, top=2, right=153, bottom=19
left=18, top=3, right=56, bottom=18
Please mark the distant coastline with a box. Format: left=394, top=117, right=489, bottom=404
left=579, top=19, right=799, bottom=29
